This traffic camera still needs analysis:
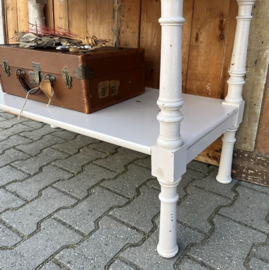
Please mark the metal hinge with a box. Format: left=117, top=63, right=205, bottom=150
left=73, top=65, right=94, bottom=80
left=2, top=57, right=10, bottom=76
left=62, top=67, right=72, bottom=89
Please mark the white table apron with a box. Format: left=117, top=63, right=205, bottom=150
left=0, top=0, right=256, bottom=258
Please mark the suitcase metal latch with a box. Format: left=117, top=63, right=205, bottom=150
left=2, top=57, right=10, bottom=77
left=62, top=67, right=72, bottom=89
left=29, top=62, right=42, bottom=85
left=73, top=65, right=94, bottom=80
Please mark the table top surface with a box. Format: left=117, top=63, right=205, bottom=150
left=0, top=88, right=237, bottom=155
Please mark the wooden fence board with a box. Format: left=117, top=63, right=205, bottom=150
left=195, top=0, right=238, bottom=166
left=69, top=0, right=87, bottom=38
left=54, top=0, right=69, bottom=30
left=139, top=0, right=161, bottom=89
left=86, top=0, right=114, bottom=45
left=119, top=0, right=141, bottom=48
left=218, top=0, right=238, bottom=99
left=17, top=0, right=28, bottom=32
left=182, top=0, right=195, bottom=92
left=195, top=137, right=223, bottom=166
left=5, top=0, right=18, bottom=43
left=44, top=0, right=54, bottom=28
left=185, top=0, right=231, bottom=98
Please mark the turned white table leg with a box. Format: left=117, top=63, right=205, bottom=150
left=217, top=0, right=256, bottom=184
left=152, top=0, right=186, bottom=258
left=28, top=0, right=46, bottom=30
left=157, top=178, right=180, bottom=258
left=216, top=129, right=237, bottom=184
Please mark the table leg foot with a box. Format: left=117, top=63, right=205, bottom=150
left=216, top=129, right=236, bottom=184
left=157, top=178, right=180, bottom=258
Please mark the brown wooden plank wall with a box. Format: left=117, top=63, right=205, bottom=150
left=4, top=0, right=28, bottom=43
left=4, top=0, right=238, bottom=96
left=3, top=0, right=242, bottom=164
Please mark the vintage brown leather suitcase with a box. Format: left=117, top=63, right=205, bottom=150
left=0, top=45, right=145, bottom=113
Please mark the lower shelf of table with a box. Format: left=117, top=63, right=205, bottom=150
left=0, top=88, right=237, bottom=158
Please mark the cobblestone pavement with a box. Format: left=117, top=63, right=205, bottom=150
left=0, top=110, right=269, bottom=270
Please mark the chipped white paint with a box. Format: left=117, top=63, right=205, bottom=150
left=217, top=0, right=256, bottom=184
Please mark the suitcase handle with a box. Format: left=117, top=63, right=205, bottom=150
left=16, top=69, right=56, bottom=95
left=16, top=69, right=41, bottom=95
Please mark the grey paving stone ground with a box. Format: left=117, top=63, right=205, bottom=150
left=0, top=223, right=22, bottom=247
left=219, top=185, right=269, bottom=233
left=0, top=189, right=25, bottom=212
left=20, top=124, right=59, bottom=140
left=193, top=170, right=238, bottom=199
left=88, top=141, right=118, bottom=155
left=109, top=260, right=135, bottom=270
left=254, top=243, right=269, bottom=262
left=55, top=187, right=128, bottom=234
left=50, top=129, right=77, bottom=140
left=188, top=215, right=266, bottom=270
left=39, top=261, right=62, bottom=270
left=1, top=187, right=77, bottom=235
left=0, top=111, right=269, bottom=270
left=53, top=163, right=117, bottom=199
left=248, top=257, right=269, bottom=270
left=177, top=185, right=230, bottom=233
left=121, top=221, right=204, bottom=270
left=0, top=123, right=35, bottom=141
left=101, top=164, right=153, bottom=198
left=110, top=185, right=160, bottom=233
left=21, top=119, right=44, bottom=129
left=16, top=134, right=65, bottom=155
left=0, top=111, right=16, bottom=118
left=94, top=147, right=146, bottom=173
left=12, top=148, right=68, bottom=174
left=52, top=134, right=99, bottom=155
left=0, top=165, right=28, bottom=186
left=0, top=134, right=32, bottom=154
left=6, top=165, right=72, bottom=200
left=0, top=148, right=31, bottom=167
left=56, top=216, right=143, bottom=270
left=240, top=180, right=269, bottom=195
left=0, top=117, right=27, bottom=128
left=134, top=155, right=151, bottom=169
left=187, top=160, right=212, bottom=174
left=0, top=219, right=82, bottom=270
left=0, top=115, right=6, bottom=121
left=175, top=257, right=209, bottom=270
left=53, top=146, right=106, bottom=173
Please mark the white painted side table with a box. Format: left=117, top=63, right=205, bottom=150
left=0, top=0, right=256, bottom=258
